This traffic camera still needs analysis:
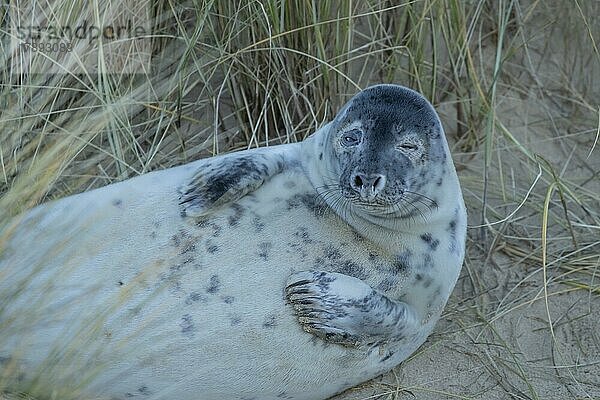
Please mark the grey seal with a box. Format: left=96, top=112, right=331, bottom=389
left=0, top=84, right=466, bottom=400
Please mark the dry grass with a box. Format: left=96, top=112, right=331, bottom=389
left=1, top=0, right=599, bottom=399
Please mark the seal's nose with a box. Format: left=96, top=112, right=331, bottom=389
left=350, top=172, right=386, bottom=200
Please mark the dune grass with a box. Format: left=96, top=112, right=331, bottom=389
left=1, top=0, right=599, bottom=398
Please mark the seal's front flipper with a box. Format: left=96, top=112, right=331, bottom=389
left=285, top=271, right=419, bottom=347
left=179, top=148, right=291, bottom=217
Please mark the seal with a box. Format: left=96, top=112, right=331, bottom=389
left=0, top=84, right=466, bottom=400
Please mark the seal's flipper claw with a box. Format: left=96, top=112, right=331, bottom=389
left=285, top=271, right=418, bottom=347
left=179, top=150, right=289, bottom=217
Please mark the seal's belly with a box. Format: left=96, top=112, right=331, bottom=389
left=0, top=169, right=404, bottom=400
left=133, top=172, right=403, bottom=398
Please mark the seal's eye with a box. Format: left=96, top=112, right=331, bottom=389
left=341, top=130, right=362, bottom=147
left=396, top=142, right=419, bottom=152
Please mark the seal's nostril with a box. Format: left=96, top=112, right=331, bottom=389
left=352, top=173, right=386, bottom=196
left=373, top=176, right=381, bottom=188
left=353, top=175, right=363, bottom=189
left=372, top=174, right=386, bottom=193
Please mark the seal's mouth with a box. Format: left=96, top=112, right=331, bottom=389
left=338, top=187, right=438, bottom=219
left=336, top=184, right=401, bottom=212
left=315, top=178, right=437, bottom=221
left=346, top=193, right=403, bottom=214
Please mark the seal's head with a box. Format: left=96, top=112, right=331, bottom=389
left=324, top=84, right=448, bottom=219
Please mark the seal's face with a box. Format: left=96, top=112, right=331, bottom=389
left=329, top=84, right=447, bottom=218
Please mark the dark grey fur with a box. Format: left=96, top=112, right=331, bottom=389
left=179, top=153, right=287, bottom=217
left=329, top=85, right=446, bottom=218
